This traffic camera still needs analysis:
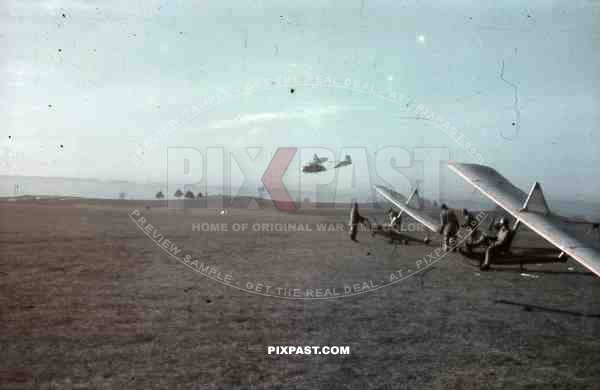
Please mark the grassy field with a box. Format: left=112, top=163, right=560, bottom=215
left=1, top=199, right=599, bottom=389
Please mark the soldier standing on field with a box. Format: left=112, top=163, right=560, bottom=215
left=439, top=204, right=459, bottom=252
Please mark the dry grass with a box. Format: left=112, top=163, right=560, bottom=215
left=0, top=199, right=599, bottom=389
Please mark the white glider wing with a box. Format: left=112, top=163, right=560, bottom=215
left=375, top=186, right=440, bottom=233
left=448, top=162, right=600, bottom=277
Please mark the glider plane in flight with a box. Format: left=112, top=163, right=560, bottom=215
left=302, top=154, right=328, bottom=173
left=334, top=154, right=352, bottom=169
left=303, top=154, right=353, bottom=174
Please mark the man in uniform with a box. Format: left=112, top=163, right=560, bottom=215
left=439, top=204, right=459, bottom=252
left=387, top=208, right=402, bottom=230
left=480, top=217, right=514, bottom=270
left=462, top=209, right=474, bottom=228
left=462, top=208, right=485, bottom=251
left=349, top=201, right=370, bottom=242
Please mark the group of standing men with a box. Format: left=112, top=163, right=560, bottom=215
left=349, top=200, right=516, bottom=270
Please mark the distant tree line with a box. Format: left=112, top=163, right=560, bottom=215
left=156, top=189, right=203, bottom=199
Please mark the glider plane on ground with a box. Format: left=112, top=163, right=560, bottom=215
left=447, top=162, right=600, bottom=276
left=372, top=163, right=599, bottom=276
left=349, top=188, right=431, bottom=248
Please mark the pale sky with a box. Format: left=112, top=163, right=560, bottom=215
left=1, top=0, right=599, bottom=202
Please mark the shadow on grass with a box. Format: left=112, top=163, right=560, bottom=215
left=495, top=299, right=600, bottom=318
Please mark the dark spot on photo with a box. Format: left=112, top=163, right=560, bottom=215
left=290, top=88, right=295, bottom=94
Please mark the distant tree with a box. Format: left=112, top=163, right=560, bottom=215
left=119, top=191, right=127, bottom=200
left=155, top=190, right=165, bottom=199
left=257, top=185, right=266, bottom=199
left=196, top=192, right=203, bottom=198
left=432, top=200, right=438, bottom=208
left=174, top=189, right=183, bottom=198
left=184, top=190, right=195, bottom=199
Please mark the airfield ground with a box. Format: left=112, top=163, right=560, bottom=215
left=1, top=199, right=599, bottom=389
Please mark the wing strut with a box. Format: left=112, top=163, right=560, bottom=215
left=390, top=188, right=419, bottom=226
left=519, top=181, right=551, bottom=215
left=396, top=188, right=419, bottom=218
